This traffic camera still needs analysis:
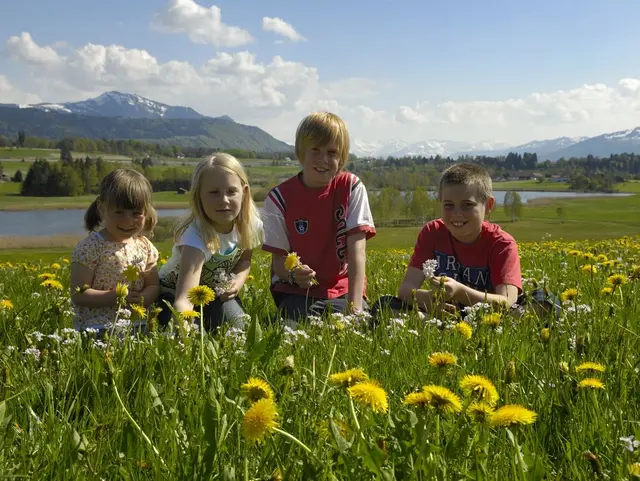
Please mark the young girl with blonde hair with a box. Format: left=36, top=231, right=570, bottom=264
left=70, top=169, right=160, bottom=332
left=158, top=153, right=263, bottom=330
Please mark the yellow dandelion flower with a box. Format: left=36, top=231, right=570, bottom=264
left=38, top=273, right=56, bottom=280
left=41, top=279, right=63, bottom=290
left=607, top=274, right=628, bottom=287
left=596, top=254, right=608, bottom=263
left=241, top=378, right=275, bottom=403
left=629, top=463, right=640, bottom=478
left=50, top=263, right=61, bottom=270
left=600, top=287, right=613, bottom=296
left=329, top=368, right=368, bottom=387
left=0, top=299, right=14, bottom=310
left=115, top=282, right=129, bottom=300
left=181, top=310, right=200, bottom=320
left=122, top=264, right=141, bottom=284
left=62, top=258, right=70, bottom=264
left=246, top=275, right=254, bottom=282
left=284, top=252, right=301, bottom=272
left=561, top=288, right=578, bottom=302
left=187, top=285, right=215, bottom=306
left=403, top=391, right=431, bottom=407
left=453, top=321, right=473, bottom=339
left=567, top=250, right=582, bottom=257
left=582, top=253, right=595, bottom=262
left=576, top=362, right=605, bottom=374
left=581, top=264, right=597, bottom=275
left=558, top=361, right=570, bottom=374
left=630, top=265, right=640, bottom=280
left=467, top=401, right=495, bottom=422
left=428, top=352, right=457, bottom=368
left=481, top=313, right=501, bottom=328
left=459, top=375, right=499, bottom=406
left=577, top=378, right=605, bottom=390
left=422, top=385, right=463, bottom=414
left=347, top=381, right=388, bottom=413
left=540, top=328, right=550, bottom=343
left=242, top=398, right=279, bottom=442
left=130, top=304, right=147, bottom=319
left=489, top=404, right=536, bottom=428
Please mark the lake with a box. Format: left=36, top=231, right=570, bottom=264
left=0, top=191, right=633, bottom=238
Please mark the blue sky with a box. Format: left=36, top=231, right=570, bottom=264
left=2, top=0, right=640, bottom=150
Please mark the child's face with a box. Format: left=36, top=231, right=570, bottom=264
left=100, top=204, right=146, bottom=242
left=300, top=142, right=341, bottom=188
left=199, top=166, right=245, bottom=233
left=440, top=183, right=494, bottom=243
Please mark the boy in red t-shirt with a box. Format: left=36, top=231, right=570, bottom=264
left=374, top=163, right=523, bottom=315
left=262, top=112, right=376, bottom=321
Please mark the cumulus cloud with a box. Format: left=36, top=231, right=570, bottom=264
left=0, top=75, right=41, bottom=104
left=152, top=0, right=252, bottom=47
left=262, top=17, right=306, bottom=42
left=6, top=31, right=640, bottom=145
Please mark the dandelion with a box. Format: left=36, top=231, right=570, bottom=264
left=422, top=385, right=463, bottom=414
left=41, top=279, right=63, bottom=290
left=428, top=351, right=457, bottom=368
left=241, top=378, right=275, bottom=403
left=630, top=265, right=640, bottom=280
left=607, top=273, right=628, bottom=287
left=329, top=368, right=368, bottom=387
left=453, top=321, right=473, bottom=339
left=0, top=299, right=13, bottom=310
left=115, top=283, right=129, bottom=300
left=481, top=313, right=502, bottom=328
left=576, top=362, right=605, bottom=374
left=600, top=287, right=613, bottom=296
left=284, top=252, right=301, bottom=272
left=242, top=398, right=279, bottom=442
left=540, top=328, right=550, bottom=343
left=422, top=259, right=438, bottom=278
left=51, top=263, right=61, bottom=270
left=561, top=288, right=578, bottom=302
left=130, top=304, right=147, bottom=319
left=567, top=249, right=582, bottom=257
left=403, top=391, right=431, bottom=408
left=122, top=264, right=141, bottom=284
left=181, top=310, right=200, bottom=321
left=460, top=375, right=499, bottom=405
left=558, top=361, right=570, bottom=374
left=577, top=378, right=605, bottom=390
left=489, top=404, right=537, bottom=428
left=347, top=381, right=389, bottom=413
left=596, top=254, right=608, bottom=263
left=467, top=401, right=495, bottom=422
left=581, top=264, right=597, bottom=274
left=37, top=272, right=56, bottom=280
left=629, top=463, right=640, bottom=478
left=187, top=285, right=215, bottom=307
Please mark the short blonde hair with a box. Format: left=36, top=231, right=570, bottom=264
left=295, top=112, right=350, bottom=170
left=438, top=163, right=493, bottom=202
left=174, top=153, right=263, bottom=252
left=85, top=168, right=157, bottom=234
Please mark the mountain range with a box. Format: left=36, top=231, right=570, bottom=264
left=351, top=130, right=640, bottom=161
left=0, top=91, right=289, bottom=152
left=1, top=91, right=640, bottom=159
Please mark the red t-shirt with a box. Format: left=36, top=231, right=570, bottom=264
left=262, top=171, right=376, bottom=299
left=409, top=219, right=522, bottom=293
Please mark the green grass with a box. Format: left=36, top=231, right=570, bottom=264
left=0, top=239, right=639, bottom=479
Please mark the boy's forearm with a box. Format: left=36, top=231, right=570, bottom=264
left=453, top=285, right=511, bottom=307
left=398, top=288, right=434, bottom=311
left=347, top=256, right=366, bottom=309
left=71, top=289, right=117, bottom=308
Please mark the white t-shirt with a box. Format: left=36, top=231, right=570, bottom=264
left=159, top=223, right=249, bottom=292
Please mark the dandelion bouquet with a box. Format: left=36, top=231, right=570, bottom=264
left=284, top=252, right=318, bottom=286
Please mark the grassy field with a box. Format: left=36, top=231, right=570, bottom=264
left=492, top=179, right=640, bottom=193
left=0, top=237, right=639, bottom=479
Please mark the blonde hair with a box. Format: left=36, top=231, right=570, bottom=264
left=438, top=163, right=493, bottom=203
left=295, top=112, right=350, bottom=170
left=174, top=153, right=263, bottom=252
left=84, top=168, right=157, bottom=234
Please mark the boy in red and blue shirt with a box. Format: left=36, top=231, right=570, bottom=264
left=262, top=112, right=376, bottom=321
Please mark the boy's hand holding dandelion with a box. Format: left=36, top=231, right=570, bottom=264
left=284, top=252, right=318, bottom=288
left=430, top=275, right=464, bottom=302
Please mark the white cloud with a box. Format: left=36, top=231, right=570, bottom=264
left=6, top=31, right=640, bottom=146
left=0, top=75, right=41, bottom=104
left=152, top=0, right=252, bottom=47
left=262, top=17, right=306, bottom=42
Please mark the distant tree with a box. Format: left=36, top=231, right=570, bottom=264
left=11, top=170, right=23, bottom=183
left=60, top=146, right=73, bottom=164
left=409, top=186, right=433, bottom=221
left=556, top=206, right=566, bottom=224
left=17, top=131, right=25, bottom=148
left=0, top=136, right=8, bottom=148
left=503, top=190, right=523, bottom=222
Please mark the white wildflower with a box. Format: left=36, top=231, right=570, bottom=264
left=621, top=435, right=640, bottom=453
left=422, top=259, right=438, bottom=278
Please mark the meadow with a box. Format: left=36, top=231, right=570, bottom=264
left=0, top=236, right=639, bottom=479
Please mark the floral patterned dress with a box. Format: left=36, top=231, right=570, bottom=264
left=71, top=231, right=159, bottom=330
